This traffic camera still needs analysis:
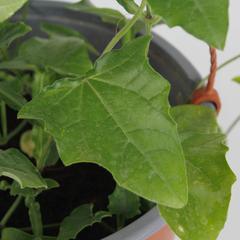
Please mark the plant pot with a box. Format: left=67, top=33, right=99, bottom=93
left=5, top=0, right=201, bottom=239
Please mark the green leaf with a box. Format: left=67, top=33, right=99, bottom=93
left=159, top=105, right=236, bottom=240
left=41, top=22, right=84, bottom=39
left=233, top=76, right=240, bottom=83
left=10, top=179, right=59, bottom=197
left=17, top=36, right=92, bottom=76
left=41, top=22, right=99, bottom=55
left=1, top=228, right=56, bottom=240
left=68, top=0, right=126, bottom=26
left=148, top=0, right=229, bottom=49
left=0, top=21, right=31, bottom=49
left=0, top=80, right=26, bottom=110
left=108, top=185, right=140, bottom=220
left=0, top=0, right=28, bottom=23
left=0, top=148, right=47, bottom=189
left=19, top=36, right=188, bottom=208
left=57, top=204, right=111, bottom=240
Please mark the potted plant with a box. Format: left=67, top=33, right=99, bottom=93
left=0, top=0, right=236, bottom=240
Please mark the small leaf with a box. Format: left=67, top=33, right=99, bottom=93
left=68, top=0, right=126, bottom=26
left=10, top=179, right=59, bottom=197
left=57, top=204, right=111, bottom=240
left=41, top=22, right=84, bottom=39
left=0, top=148, right=47, bottom=189
left=0, top=0, right=28, bottom=23
left=20, top=130, right=35, bottom=157
left=108, top=185, right=140, bottom=220
left=0, top=80, right=26, bottom=110
left=19, top=36, right=188, bottom=208
left=148, top=0, right=229, bottom=49
left=233, top=76, right=240, bottom=83
left=159, top=105, right=236, bottom=240
left=1, top=228, right=56, bottom=240
left=17, top=36, right=92, bottom=76
left=0, top=21, right=31, bottom=49
left=41, top=22, right=99, bottom=55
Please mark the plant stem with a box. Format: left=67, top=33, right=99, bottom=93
left=0, top=101, right=7, bottom=140
left=0, top=120, right=28, bottom=145
left=102, top=0, right=148, bottom=56
left=21, top=223, right=60, bottom=232
left=0, top=196, right=23, bottom=227
left=116, top=215, right=125, bottom=230
left=199, top=53, right=240, bottom=86
left=100, top=222, right=115, bottom=233
left=226, top=114, right=240, bottom=135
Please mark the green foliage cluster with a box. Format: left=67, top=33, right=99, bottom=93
left=0, top=0, right=236, bottom=240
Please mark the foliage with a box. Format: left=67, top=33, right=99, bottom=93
left=57, top=204, right=111, bottom=240
left=147, top=0, right=229, bottom=49
left=108, top=185, right=140, bottom=229
left=19, top=36, right=188, bottom=208
left=159, top=105, right=236, bottom=240
left=0, top=1, right=235, bottom=240
left=0, top=0, right=28, bottom=23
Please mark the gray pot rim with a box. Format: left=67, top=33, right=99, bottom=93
left=15, top=1, right=201, bottom=239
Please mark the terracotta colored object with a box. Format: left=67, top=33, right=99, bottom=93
left=192, top=87, right=221, bottom=113
left=147, top=225, right=174, bottom=240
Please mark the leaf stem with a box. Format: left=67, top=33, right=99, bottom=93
left=21, top=223, right=60, bottom=232
left=116, top=215, right=125, bottom=230
left=199, top=53, right=240, bottom=86
left=226, top=114, right=240, bottom=135
left=102, top=0, right=148, bottom=56
left=100, top=222, right=115, bottom=233
left=0, top=101, right=7, bottom=140
left=0, top=120, right=28, bottom=146
left=0, top=196, right=23, bottom=227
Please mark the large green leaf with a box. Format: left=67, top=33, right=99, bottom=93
left=0, top=148, right=47, bottom=189
left=0, top=21, right=31, bottom=49
left=0, top=0, right=27, bottom=23
left=159, top=105, right=236, bottom=240
left=108, top=185, right=140, bottom=221
left=1, top=228, right=55, bottom=240
left=57, top=204, right=111, bottom=240
left=0, top=80, right=26, bottom=110
left=17, top=36, right=92, bottom=76
left=148, top=0, right=229, bottom=49
left=19, top=36, right=188, bottom=208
